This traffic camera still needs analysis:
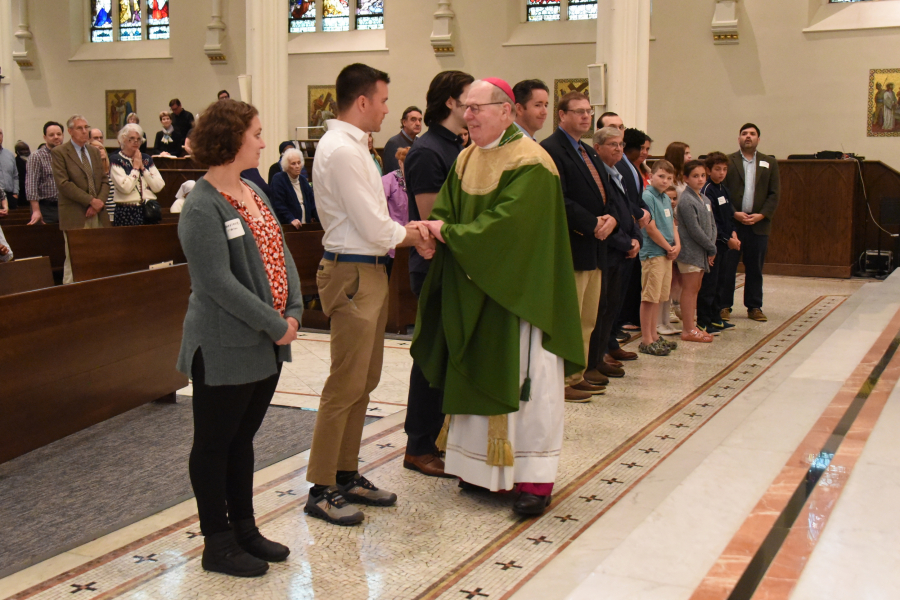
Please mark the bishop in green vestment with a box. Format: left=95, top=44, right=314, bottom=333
left=411, top=79, right=583, bottom=517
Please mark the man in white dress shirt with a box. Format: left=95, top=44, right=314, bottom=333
left=304, top=63, right=436, bottom=526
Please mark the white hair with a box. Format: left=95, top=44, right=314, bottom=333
left=117, top=123, right=145, bottom=147
left=593, top=126, right=624, bottom=147
left=67, top=115, right=88, bottom=129
left=280, top=147, right=303, bottom=172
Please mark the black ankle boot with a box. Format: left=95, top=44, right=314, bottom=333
left=232, top=518, right=290, bottom=562
left=201, top=531, right=269, bottom=577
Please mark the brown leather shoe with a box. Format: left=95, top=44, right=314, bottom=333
left=571, top=380, right=606, bottom=395
left=595, top=362, right=625, bottom=378
left=720, top=308, right=732, bottom=321
left=403, top=453, right=455, bottom=478
left=748, top=308, right=768, bottom=322
left=609, top=348, right=638, bottom=361
left=583, top=369, right=609, bottom=386
left=564, top=386, right=592, bottom=403
left=603, top=355, right=624, bottom=368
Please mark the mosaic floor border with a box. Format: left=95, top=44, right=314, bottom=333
left=4, top=292, right=846, bottom=600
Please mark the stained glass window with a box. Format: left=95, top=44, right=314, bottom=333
left=148, top=0, right=169, bottom=40
left=323, top=0, right=350, bottom=32
left=568, top=0, right=597, bottom=20
left=119, top=0, right=142, bottom=41
left=91, top=0, right=113, bottom=42
left=526, top=0, right=560, bottom=22
left=290, top=0, right=317, bottom=32
left=356, top=0, right=384, bottom=30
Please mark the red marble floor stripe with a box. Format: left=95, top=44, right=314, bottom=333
left=690, top=305, right=900, bottom=600
left=749, top=346, right=900, bottom=599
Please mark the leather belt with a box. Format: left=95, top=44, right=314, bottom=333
left=322, top=251, right=390, bottom=265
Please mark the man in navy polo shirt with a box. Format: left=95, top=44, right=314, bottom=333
left=403, top=70, right=474, bottom=478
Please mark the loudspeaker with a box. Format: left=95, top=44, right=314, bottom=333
left=587, top=64, right=607, bottom=106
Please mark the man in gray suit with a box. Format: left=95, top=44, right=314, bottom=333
left=51, top=115, right=111, bottom=284
left=722, top=123, right=780, bottom=322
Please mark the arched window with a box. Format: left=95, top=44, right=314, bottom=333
left=290, top=0, right=383, bottom=33
left=526, top=0, right=596, bottom=22
left=90, top=0, right=169, bottom=43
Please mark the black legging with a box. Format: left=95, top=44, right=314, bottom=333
left=189, top=349, right=282, bottom=536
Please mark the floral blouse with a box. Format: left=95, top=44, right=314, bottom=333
left=220, top=183, right=289, bottom=316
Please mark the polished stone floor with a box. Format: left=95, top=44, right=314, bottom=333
left=5, top=274, right=898, bottom=600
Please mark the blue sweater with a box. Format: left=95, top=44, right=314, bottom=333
left=701, top=180, right=735, bottom=244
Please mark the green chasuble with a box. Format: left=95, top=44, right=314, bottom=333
left=410, top=125, right=584, bottom=417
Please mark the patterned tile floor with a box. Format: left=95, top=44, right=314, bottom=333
left=2, top=276, right=865, bottom=600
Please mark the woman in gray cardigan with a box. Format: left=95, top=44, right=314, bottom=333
left=675, top=160, right=718, bottom=343
left=178, top=100, right=303, bottom=578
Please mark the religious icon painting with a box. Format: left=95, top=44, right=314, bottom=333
left=868, top=69, right=900, bottom=137
left=308, top=85, right=337, bottom=140
left=553, top=78, right=592, bottom=139
left=106, top=89, right=137, bottom=140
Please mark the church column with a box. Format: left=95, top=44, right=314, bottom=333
left=0, top=0, right=14, bottom=141
left=595, top=0, right=650, bottom=130
left=246, top=0, right=288, bottom=171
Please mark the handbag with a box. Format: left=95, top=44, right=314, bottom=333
left=137, top=165, right=162, bottom=224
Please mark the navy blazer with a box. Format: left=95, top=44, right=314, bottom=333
left=270, top=171, right=317, bottom=224
left=541, top=127, right=613, bottom=272
left=615, top=157, right=650, bottom=219
left=601, top=167, right=641, bottom=261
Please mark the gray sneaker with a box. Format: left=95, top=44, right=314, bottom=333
left=304, top=486, right=364, bottom=525
left=338, top=474, right=398, bottom=507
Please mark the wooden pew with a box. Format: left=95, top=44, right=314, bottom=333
left=0, top=256, right=55, bottom=296
left=387, top=247, right=418, bottom=334
left=0, top=266, right=190, bottom=464
left=282, top=227, right=328, bottom=329
left=67, top=223, right=185, bottom=282
left=1, top=223, right=66, bottom=278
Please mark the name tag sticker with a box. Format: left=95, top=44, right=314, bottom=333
left=225, top=219, right=245, bottom=240
left=706, top=204, right=712, bottom=212
left=718, top=196, right=727, bottom=205
left=759, top=160, right=770, bottom=169
left=664, top=208, right=671, bottom=218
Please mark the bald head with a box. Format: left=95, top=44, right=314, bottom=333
left=464, top=80, right=516, bottom=148
left=89, top=129, right=104, bottom=144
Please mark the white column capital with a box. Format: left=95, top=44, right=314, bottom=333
left=430, top=0, right=455, bottom=56
left=205, top=0, right=228, bottom=63
left=13, top=0, right=34, bottom=69
left=712, top=0, right=739, bottom=45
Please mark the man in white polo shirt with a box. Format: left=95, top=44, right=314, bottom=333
left=305, top=63, right=436, bottom=526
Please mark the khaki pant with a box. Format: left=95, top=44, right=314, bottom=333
left=306, top=259, right=390, bottom=485
left=566, top=268, right=603, bottom=386
left=62, top=215, right=103, bottom=284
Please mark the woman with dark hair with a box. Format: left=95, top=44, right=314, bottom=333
left=460, top=126, right=471, bottom=148
left=663, top=141, right=691, bottom=195
left=177, top=99, right=304, bottom=578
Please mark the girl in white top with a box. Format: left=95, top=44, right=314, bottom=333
left=110, top=123, right=165, bottom=226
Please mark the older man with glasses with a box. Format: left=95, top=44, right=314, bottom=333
left=587, top=127, right=644, bottom=389
left=541, top=92, right=617, bottom=402
left=412, top=78, right=584, bottom=517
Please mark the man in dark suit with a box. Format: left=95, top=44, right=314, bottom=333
left=541, top=92, right=617, bottom=402
left=51, top=115, right=111, bottom=284
left=608, top=127, right=652, bottom=364
left=587, top=127, right=643, bottom=384
left=722, top=123, right=780, bottom=322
